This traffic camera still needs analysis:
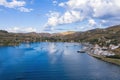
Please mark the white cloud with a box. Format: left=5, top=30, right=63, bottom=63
left=0, top=0, right=33, bottom=12
left=7, top=27, right=37, bottom=33
left=0, top=0, right=25, bottom=8
left=60, top=0, right=120, bottom=18
left=58, top=2, right=64, bottom=7
left=45, top=0, right=120, bottom=31
left=63, top=0, right=88, bottom=9
left=46, top=11, right=60, bottom=27
left=88, top=19, right=96, bottom=26
left=59, top=10, right=82, bottom=24
left=18, top=7, right=33, bottom=12
left=89, top=0, right=120, bottom=17
left=45, top=10, right=82, bottom=28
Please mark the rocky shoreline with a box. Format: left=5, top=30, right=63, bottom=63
left=83, top=43, right=120, bottom=66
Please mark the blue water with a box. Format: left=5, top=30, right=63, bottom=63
left=0, top=42, right=120, bottom=80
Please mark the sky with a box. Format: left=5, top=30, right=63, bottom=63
left=0, top=0, right=120, bottom=33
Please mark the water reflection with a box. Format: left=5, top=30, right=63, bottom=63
left=0, top=42, right=120, bottom=80
left=48, top=43, right=57, bottom=54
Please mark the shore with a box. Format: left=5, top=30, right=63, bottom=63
left=88, top=53, right=120, bottom=66
left=82, top=43, right=120, bottom=66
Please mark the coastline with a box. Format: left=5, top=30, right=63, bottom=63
left=82, top=43, right=120, bottom=66
left=0, top=41, right=120, bottom=66
left=88, top=53, right=120, bottom=66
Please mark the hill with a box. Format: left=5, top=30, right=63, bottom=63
left=60, top=25, right=120, bottom=46
left=0, top=25, right=120, bottom=46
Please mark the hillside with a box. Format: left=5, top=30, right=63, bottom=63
left=0, top=25, right=120, bottom=46
left=60, top=25, right=120, bottom=46
left=0, top=31, right=51, bottom=46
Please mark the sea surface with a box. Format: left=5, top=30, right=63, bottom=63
left=0, top=42, right=120, bottom=80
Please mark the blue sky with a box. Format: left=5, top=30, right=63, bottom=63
left=0, top=0, right=120, bottom=33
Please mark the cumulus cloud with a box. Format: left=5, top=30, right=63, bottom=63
left=60, top=0, right=120, bottom=18
left=7, top=27, right=37, bottom=33
left=45, top=10, right=82, bottom=27
left=47, top=11, right=60, bottom=27
left=59, top=10, right=82, bottom=24
left=45, top=0, right=120, bottom=31
left=90, top=0, right=120, bottom=18
left=0, top=0, right=33, bottom=12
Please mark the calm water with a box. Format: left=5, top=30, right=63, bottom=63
left=0, top=42, right=120, bottom=80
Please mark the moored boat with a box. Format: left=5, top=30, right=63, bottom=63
left=77, top=50, right=85, bottom=53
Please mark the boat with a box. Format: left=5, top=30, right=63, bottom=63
left=77, top=50, right=86, bottom=53
left=77, top=45, right=86, bottom=53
